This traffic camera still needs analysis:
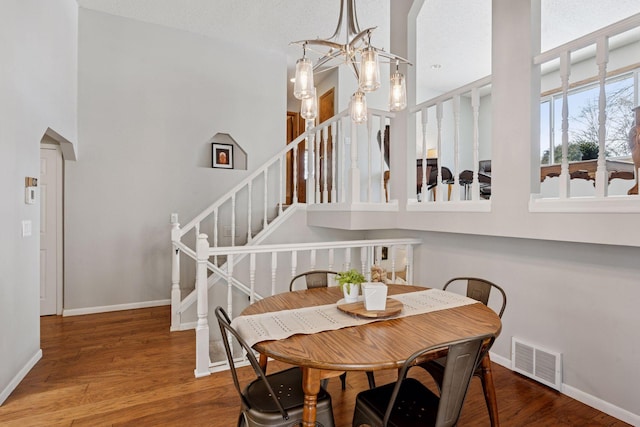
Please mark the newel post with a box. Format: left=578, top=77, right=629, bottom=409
left=194, top=233, right=211, bottom=378
left=170, top=215, right=181, bottom=331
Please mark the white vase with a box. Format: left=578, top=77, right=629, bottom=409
left=362, top=282, right=388, bottom=310
left=342, top=283, right=360, bottom=303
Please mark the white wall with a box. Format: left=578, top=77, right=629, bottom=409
left=353, top=0, right=640, bottom=422
left=367, top=228, right=640, bottom=422
left=395, top=0, right=640, bottom=248
left=66, top=9, right=286, bottom=310
left=0, top=0, right=78, bottom=404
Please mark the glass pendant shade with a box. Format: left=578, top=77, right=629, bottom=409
left=300, top=87, right=318, bottom=121
left=389, top=71, right=407, bottom=111
left=350, top=91, right=368, bottom=124
left=293, top=57, right=314, bottom=100
left=359, top=48, right=380, bottom=92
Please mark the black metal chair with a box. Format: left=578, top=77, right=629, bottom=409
left=416, top=159, right=454, bottom=200
left=289, top=270, right=338, bottom=291
left=215, top=306, right=335, bottom=427
left=420, top=277, right=507, bottom=426
left=352, top=333, right=496, bottom=427
left=459, top=169, right=492, bottom=200
left=289, top=270, right=377, bottom=390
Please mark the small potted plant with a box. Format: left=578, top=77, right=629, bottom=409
left=336, top=269, right=366, bottom=303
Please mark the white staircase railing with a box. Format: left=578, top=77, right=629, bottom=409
left=192, top=235, right=422, bottom=377
left=304, top=108, right=395, bottom=204
left=409, top=76, right=493, bottom=210
left=171, top=108, right=396, bottom=331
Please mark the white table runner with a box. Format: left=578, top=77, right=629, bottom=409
left=231, top=288, right=477, bottom=347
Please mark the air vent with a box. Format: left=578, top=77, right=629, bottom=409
left=512, top=337, right=562, bottom=391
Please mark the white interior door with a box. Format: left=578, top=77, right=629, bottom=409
left=40, top=145, right=63, bottom=315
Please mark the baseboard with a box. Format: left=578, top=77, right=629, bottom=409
left=488, top=352, right=639, bottom=426
left=488, top=351, right=511, bottom=369
left=62, top=299, right=170, bottom=317
left=0, top=349, right=42, bottom=406
left=562, top=383, right=639, bottom=426
left=170, top=321, right=197, bottom=332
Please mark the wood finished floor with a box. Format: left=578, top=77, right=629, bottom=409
left=0, top=306, right=630, bottom=426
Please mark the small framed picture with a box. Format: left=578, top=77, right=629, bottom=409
left=212, top=143, right=233, bottom=169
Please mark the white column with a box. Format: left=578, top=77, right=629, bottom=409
left=341, top=123, right=347, bottom=203
left=595, top=36, right=609, bottom=198
left=451, top=95, right=461, bottom=202
left=263, top=169, right=269, bottom=229
left=306, top=123, right=316, bottom=204
left=194, top=233, right=211, bottom=378
left=471, top=88, right=481, bottom=201
left=247, top=181, right=252, bottom=242
left=271, top=252, right=278, bottom=296
left=323, top=126, right=329, bottom=202
left=379, top=117, right=386, bottom=202
left=328, top=248, right=335, bottom=272
left=170, top=217, right=181, bottom=332
left=249, top=253, right=256, bottom=304
left=278, top=156, right=284, bottom=214
left=360, top=246, right=368, bottom=279
left=231, top=194, right=236, bottom=246
left=213, top=208, right=218, bottom=266
left=436, top=102, right=444, bottom=202
left=350, top=121, right=361, bottom=203
left=315, top=129, right=321, bottom=202
left=367, top=116, right=373, bottom=203
left=390, top=245, right=397, bottom=282
left=406, top=244, right=414, bottom=284
left=421, top=107, right=428, bottom=202
left=226, top=254, right=234, bottom=317
left=331, top=123, right=337, bottom=202
left=559, top=51, right=571, bottom=199
left=293, top=140, right=299, bottom=204
left=291, top=250, right=298, bottom=281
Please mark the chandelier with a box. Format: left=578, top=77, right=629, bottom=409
left=291, top=0, right=411, bottom=124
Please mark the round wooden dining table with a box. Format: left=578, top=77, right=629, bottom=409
left=240, top=284, right=502, bottom=427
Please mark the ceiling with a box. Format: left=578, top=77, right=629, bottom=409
left=77, top=0, right=640, bottom=96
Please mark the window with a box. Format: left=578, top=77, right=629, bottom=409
left=540, top=71, right=636, bottom=165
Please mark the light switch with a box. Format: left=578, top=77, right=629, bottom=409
left=22, top=220, right=32, bottom=237
left=25, top=187, right=37, bottom=204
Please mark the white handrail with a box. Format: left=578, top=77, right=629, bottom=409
left=193, top=235, right=422, bottom=377
left=534, top=13, right=640, bottom=64
left=171, top=108, right=396, bottom=330
left=533, top=13, right=640, bottom=203
left=180, top=141, right=295, bottom=237
left=205, top=238, right=419, bottom=256
left=409, top=76, right=493, bottom=207
left=411, top=75, right=492, bottom=113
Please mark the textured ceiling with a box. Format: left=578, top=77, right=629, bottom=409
left=77, top=0, right=640, bottom=95
left=75, top=1, right=388, bottom=53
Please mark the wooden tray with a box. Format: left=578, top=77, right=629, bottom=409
left=337, top=298, right=403, bottom=318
